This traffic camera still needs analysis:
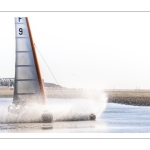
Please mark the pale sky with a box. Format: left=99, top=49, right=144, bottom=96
left=0, top=12, right=150, bottom=89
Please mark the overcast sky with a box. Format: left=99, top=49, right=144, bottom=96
left=0, top=12, right=150, bottom=89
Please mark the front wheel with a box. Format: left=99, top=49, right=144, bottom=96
left=8, top=105, right=23, bottom=114
left=42, top=110, right=53, bottom=123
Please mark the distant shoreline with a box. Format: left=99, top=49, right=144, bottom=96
left=1, top=87, right=150, bottom=106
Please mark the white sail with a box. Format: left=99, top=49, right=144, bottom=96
left=14, top=17, right=45, bottom=105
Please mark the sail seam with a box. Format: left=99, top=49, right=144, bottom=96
left=16, top=79, right=38, bottom=81
left=15, top=65, right=34, bottom=67
left=16, top=51, right=32, bottom=53
left=15, top=93, right=37, bottom=95
left=15, top=23, right=24, bottom=24
left=15, top=36, right=29, bottom=39
left=15, top=37, right=29, bottom=38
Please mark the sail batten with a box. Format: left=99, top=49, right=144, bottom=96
left=14, top=17, right=45, bottom=105
left=16, top=63, right=34, bottom=66
left=15, top=79, right=38, bottom=81
left=16, top=93, right=37, bottom=95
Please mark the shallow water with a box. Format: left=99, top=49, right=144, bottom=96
left=101, top=103, right=150, bottom=133
left=0, top=98, right=150, bottom=133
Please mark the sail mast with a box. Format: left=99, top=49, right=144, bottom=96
left=25, top=17, right=46, bottom=104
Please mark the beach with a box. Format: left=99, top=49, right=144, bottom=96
left=1, top=86, right=150, bottom=106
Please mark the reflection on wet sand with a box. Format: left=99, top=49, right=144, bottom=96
left=0, top=120, right=108, bottom=133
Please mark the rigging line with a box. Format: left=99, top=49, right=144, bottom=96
left=34, top=44, right=64, bottom=95
left=34, top=43, right=60, bottom=86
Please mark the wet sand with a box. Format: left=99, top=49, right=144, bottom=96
left=107, top=90, right=150, bottom=106
left=0, top=120, right=106, bottom=133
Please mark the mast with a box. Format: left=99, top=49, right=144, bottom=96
left=26, top=17, right=46, bottom=103
left=14, top=17, right=46, bottom=105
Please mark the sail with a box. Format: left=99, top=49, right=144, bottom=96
left=14, top=17, right=45, bottom=105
